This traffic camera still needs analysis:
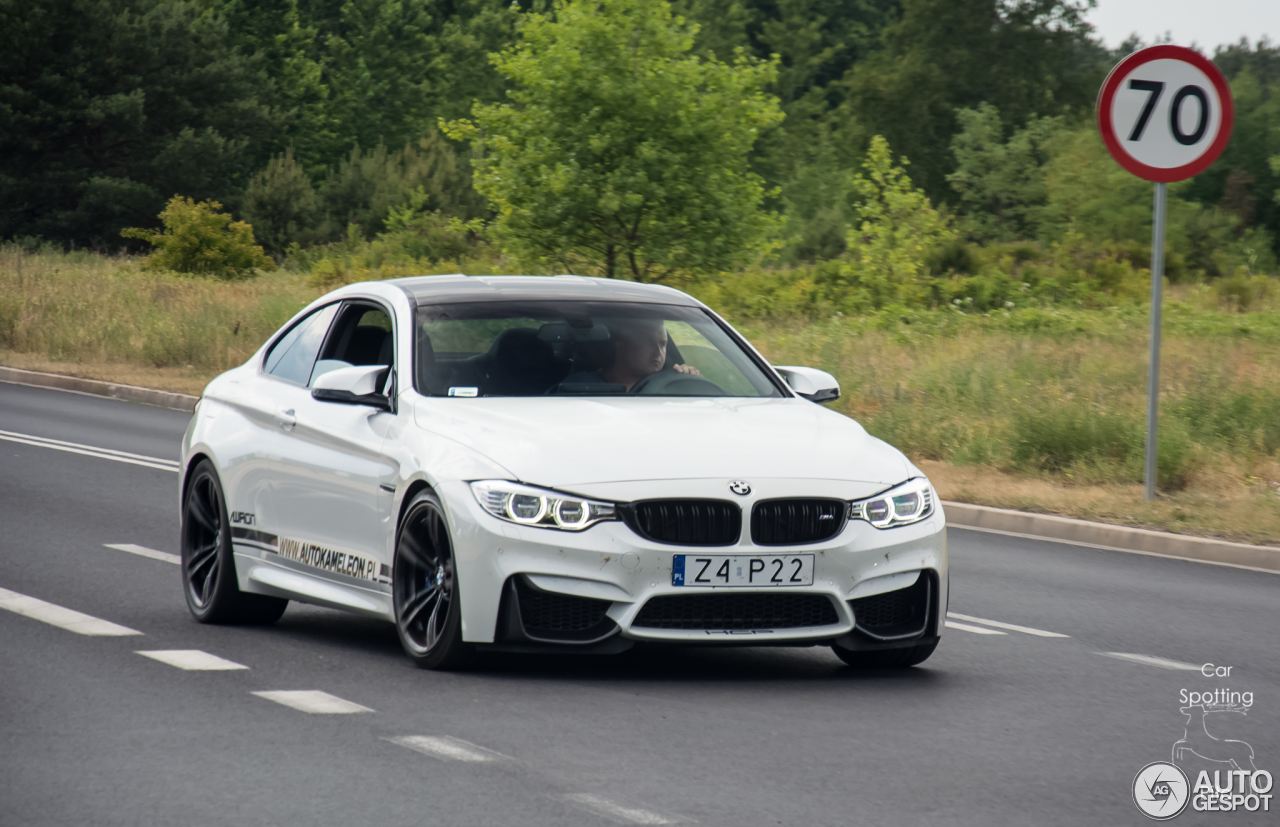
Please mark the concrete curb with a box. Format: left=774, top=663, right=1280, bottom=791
left=944, top=501, right=1280, bottom=574
left=0, top=365, right=200, bottom=413
left=3, top=363, right=1278, bottom=573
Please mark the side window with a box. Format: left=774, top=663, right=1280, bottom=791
left=264, top=303, right=340, bottom=385
left=310, top=304, right=395, bottom=386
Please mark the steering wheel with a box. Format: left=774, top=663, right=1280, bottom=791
left=629, top=368, right=727, bottom=396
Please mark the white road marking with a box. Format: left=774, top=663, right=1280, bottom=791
left=945, top=620, right=1007, bottom=635
left=1098, top=652, right=1203, bottom=671
left=947, top=612, right=1069, bottom=638
left=563, top=794, right=679, bottom=825
left=950, top=523, right=1280, bottom=576
left=251, top=690, right=373, bottom=714
left=385, top=735, right=504, bottom=763
left=0, top=429, right=179, bottom=472
left=137, top=650, right=247, bottom=670
left=105, top=543, right=181, bottom=565
left=0, top=587, right=141, bottom=636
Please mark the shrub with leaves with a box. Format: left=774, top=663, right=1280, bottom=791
left=839, top=136, right=957, bottom=309
left=122, top=196, right=274, bottom=280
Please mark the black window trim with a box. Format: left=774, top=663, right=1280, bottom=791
left=260, top=296, right=400, bottom=391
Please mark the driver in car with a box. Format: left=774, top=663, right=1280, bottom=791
left=568, top=318, right=701, bottom=392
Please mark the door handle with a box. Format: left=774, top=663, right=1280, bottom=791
left=275, top=408, right=296, bottom=430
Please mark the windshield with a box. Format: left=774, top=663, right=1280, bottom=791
left=414, top=301, right=784, bottom=398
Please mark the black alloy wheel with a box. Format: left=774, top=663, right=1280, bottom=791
left=181, top=460, right=287, bottom=624
left=393, top=490, right=473, bottom=669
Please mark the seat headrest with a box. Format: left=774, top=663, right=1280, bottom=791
left=348, top=325, right=390, bottom=366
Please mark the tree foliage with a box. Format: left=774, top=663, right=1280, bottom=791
left=0, top=0, right=287, bottom=245
left=841, top=0, right=1105, bottom=199
left=841, top=136, right=956, bottom=308
left=445, top=0, right=783, bottom=280
left=948, top=103, right=1061, bottom=242
left=243, top=147, right=322, bottom=258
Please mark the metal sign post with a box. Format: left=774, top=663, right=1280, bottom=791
left=1097, top=46, right=1234, bottom=499
left=1145, top=182, right=1166, bottom=500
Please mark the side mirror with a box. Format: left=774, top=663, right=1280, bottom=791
left=312, top=364, right=393, bottom=412
left=774, top=365, right=840, bottom=404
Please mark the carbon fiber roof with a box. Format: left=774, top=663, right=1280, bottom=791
left=387, top=274, right=703, bottom=306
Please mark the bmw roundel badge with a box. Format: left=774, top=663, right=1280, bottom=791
left=728, top=480, right=752, bottom=496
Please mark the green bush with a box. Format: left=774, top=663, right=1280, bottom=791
left=122, top=197, right=274, bottom=280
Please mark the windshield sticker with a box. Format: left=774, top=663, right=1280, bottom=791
left=448, top=387, right=479, bottom=397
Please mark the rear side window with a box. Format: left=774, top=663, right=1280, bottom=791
left=264, top=303, right=340, bottom=385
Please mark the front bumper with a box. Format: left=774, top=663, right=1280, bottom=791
left=441, top=480, right=948, bottom=648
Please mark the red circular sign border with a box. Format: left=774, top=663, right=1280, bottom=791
left=1096, top=45, right=1234, bottom=183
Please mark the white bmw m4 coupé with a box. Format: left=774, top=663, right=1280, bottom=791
left=180, top=275, right=947, bottom=669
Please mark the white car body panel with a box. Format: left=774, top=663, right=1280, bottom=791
left=180, top=276, right=948, bottom=654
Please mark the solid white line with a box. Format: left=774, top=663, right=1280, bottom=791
left=945, top=620, right=1007, bottom=635
left=105, top=544, right=181, bottom=565
left=0, top=432, right=179, bottom=472
left=949, top=524, right=1280, bottom=576
left=251, top=690, right=373, bottom=714
left=562, top=794, right=678, bottom=825
left=0, top=587, right=142, bottom=636
left=947, top=612, right=1069, bottom=638
left=0, top=429, right=180, bottom=464
left=385, top=735, right=503, bottom=763
left=137, top=650, right=247, bottom=670
left=1098, top=652, right=1203, bottom=671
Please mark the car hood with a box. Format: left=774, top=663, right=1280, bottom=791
left=412, top=396, right=911, bottom=489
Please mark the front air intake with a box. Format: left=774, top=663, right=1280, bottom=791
left=633, top=592, right=839, bottom=630
left=620, top=499, right=741, bottom=546
left=849, top=573, right=933, bottom=641
left=498, top=576, right=619, bottom=644
left=751, top=499, right=847, bottom=545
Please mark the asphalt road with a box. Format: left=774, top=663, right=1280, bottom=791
left=2, top=380, right=1277, bottom=826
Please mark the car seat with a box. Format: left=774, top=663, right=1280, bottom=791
left=482, top=328, right=570, bottom=395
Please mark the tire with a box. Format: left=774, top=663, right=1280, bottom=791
left=393, top=490, right=474, bottom=670
left=832, top=640, right=937, bottom=669
left=181, top=460, right=288, bottom=625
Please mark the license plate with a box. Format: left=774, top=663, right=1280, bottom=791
left=672, top=554, right=814, bottom=587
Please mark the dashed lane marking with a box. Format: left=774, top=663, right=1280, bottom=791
left=137, top=650, right=247, bottom=670
left=1098, top=652, right=1202, bottom=671
left=562, top=794, right=680, bottom=825
left=251, top=690, right=373, bottom=714
left=0, top=587, right=142, bottom=636
left=385, top=735, right=506, bottom=763
left=0, top=429, right=180, bottom=473
left=947, top=612, right=1070, bottom=638
left=945, top=620, right=1007, bottom=635
left=105, top=544, right=180, bottom=565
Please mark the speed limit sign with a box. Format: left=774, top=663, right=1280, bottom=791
left=1098, top=45, right=1234, bottom=182
left=1097, top=45, right=1234, bottom=500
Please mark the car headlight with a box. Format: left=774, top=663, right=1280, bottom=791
left=849, top=479, right=935, bottom=529
left=470, top=480, right=617, bottom=531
